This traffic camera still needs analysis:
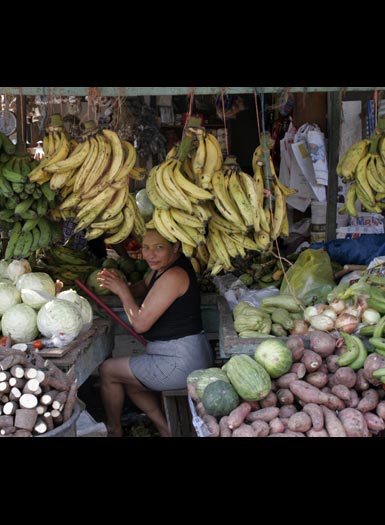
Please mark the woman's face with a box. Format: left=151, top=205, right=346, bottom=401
left=141, top=230, right=179, bottom=271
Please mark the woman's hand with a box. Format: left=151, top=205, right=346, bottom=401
left=96, top=269, right=130, bottom=296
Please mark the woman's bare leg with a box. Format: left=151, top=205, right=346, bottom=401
left=99, top=357, right=170, bottom=437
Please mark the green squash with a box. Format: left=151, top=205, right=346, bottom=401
left=226, top=354, right=271, bottom=401
left=254, top=339, right=293, bottom=378
left=195, top=368, right=230, bottom=399
left=202, top=380, right=240, bottom=417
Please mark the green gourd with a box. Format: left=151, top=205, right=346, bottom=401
left=202, top=380, right=240, bottom=417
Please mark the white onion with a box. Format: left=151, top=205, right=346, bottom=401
left=322, top=307, right=337, bottom=322
left=309, top=314, right=335, bottom=332
left=361, top=308, right=381, bottom=326
left=330, top=298, right=346, bottom=315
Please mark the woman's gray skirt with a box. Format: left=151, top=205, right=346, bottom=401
left=130, top=333, right=214, bottom=391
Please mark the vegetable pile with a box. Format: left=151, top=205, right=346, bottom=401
left=188, top=332, right=385, bottom=437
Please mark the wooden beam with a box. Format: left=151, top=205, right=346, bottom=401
left=0, top=87, right=384, bottom=96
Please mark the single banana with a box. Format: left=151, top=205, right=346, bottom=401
left=159, top=209, right=196, bottom=247
left=238, top=170, right=260, bottom=232
left=190, top=257, right=201, bottom=273
left=80, top=134, right=112, bottom=197
left=191, top=128, right=206, bottom=176
left=98, top=186, right=129, bottom=222
left=91, top=211, right=124, bottom=231
left=72, top=136, right=99, bottom=193
left=228, top=170, right=254, bottom=228
left=85, top=228, right=105, bottom=241
left=253, top=164, right=265, bottom=207
left=196, top=243, right=209, bottom=266
left=206, top=133, right=223, bottom=171
left=75, top=186, right=116, bottom=221
left=102, top=128, right=124, bottom=183
left=44, top=138, right=91, bottom=173
left=366, top=155, right=385, bottom=193
left=170, top=208, right=206, bottom=229
left=146, top=165, right=170, bottom=210
left=154, top=160, right=186, bottom=209
left=199, top=133, right=219, bottom=189
left=231, top=232, right=260, bottom=251
left=103, top=206, right=135, bottom=245
left=172, top=160, right=213, bottom=202
left=218, top=229, right=238, bottom=258
left=207, top=226, right=232, bottom=269
left=161, top=159, right=193, bottom=214
left=181, top=242, right=195, bottom=258
left=355, top=153, right=375, bottom=206
left=253, top=230, right=272, bottom=252
left=271, top=184, right=285, bottom=241
left=153, top=208, right=177, bottom=243
left=339, top=139, right=370, bottom=182
left=211, top=170, right=246, bottom=229
left=49, top=168, right=76, bottom=191
left=344, top=183, right=358, bottom=217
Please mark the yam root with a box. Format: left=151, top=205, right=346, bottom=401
left=338, top=408, right=369, bottom=437
left=322, top=406, right=347, bottom=437
left=303, top=403, right=324, bottom=431
left=218, top=416, right=232, bottom=437
left=227, top=402, right=252, bottom=430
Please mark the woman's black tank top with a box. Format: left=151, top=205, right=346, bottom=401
left=141, top=254, right=203, bottom=341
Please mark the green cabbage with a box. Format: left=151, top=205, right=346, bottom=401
left=37, top=298, right=84, bottom=342
left=56, top=289, right=93, bottom=331
left=0, top=282, right=21, bottom=316
left=16, top=272, right=56, bottom=309
left=7, top=259, right=31, bottom=283
left=1, top=303, right=38, bottom=343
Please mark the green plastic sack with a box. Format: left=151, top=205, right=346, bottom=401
left=280, top=249, right=335, bottom=306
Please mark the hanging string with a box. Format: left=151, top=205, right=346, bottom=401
left=253, top=89, right=261, bottom=140
left=259, top=92, right=271, bottom=195
left=220, top=88, right=230, bottom=156
left=59, top=87, right=63, bottom=116
left=114, top=87, right=122, bottom=130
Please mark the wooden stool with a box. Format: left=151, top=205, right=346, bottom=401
left=161, top=389, right=195, bottom=437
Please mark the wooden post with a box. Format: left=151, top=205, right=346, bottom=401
left=326, top=92, right=340, bottom=241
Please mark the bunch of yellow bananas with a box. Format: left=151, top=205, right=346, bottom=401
left=337, top=133, right=385, bottom=216
left=47, top=127, right=144, bottom=245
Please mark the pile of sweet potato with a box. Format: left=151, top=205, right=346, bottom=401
left=188, top=331, right=385, bottom=437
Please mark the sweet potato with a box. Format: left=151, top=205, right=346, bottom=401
left=331, top=384, right=351, bottom=403
left=325, top=393, right=345, bottom=411
left=279, top=404, right=297, bottom=418
left=288, top=412, right=312, bottom=433
left=363, top=353, right=385, bottom=386
left=348, top=388, right=359, bottom=408
left=251, top=419, right=270, bottom=437
left=305, top=371, right=328, bottom=389
left=376, top=400, right=385, bottom=420
left=286, top=335, right=305, bottom=361
left=301, top=349, right=322, bottom=372
left=318, top=363, right=329, bottom=375
left=276, top=373, right=298, bottom=389
left=283, top=430, right=305, bottom=437
left=309, top=330, right=337, bottom=357
left=326, top=355, right=340, bottom=373
left=269, top=417, right=285, bottom=435
left=357, top=389, right=379, bottom=413
left=290, top=362, right=306, bottom=379
left=187, top=382, right=200, bottom=403
left=227, top=402, right=252, bottom=430
left=247, top=406, right=280, bottom=422
left=327, top=373, right=336, bottom=388
left=219, top=416, right=232, bottom=437
left=306, top=428, right=329, bottom=437
left=338, top=408, right=369, bottom=437
left=322, top=406, right=347, bottom=437
left=355, top=369, right=370, bottom=392
left=289, top=380, right=329, bottom=405
left=277, top=388, right=294, bottom=405
left=232, top=423, right=256, bottom=437
left=333, top=367, right=357, bottom=389
left=259, top=391, right=278, bottom=408
left=364, top=412, right=385, bottom=433
left=303, top=403, right=324, bottom=431
left=202, top=414, right=220, bottom=437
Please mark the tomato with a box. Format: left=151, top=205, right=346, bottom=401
left=0, top=336, right=9, bottom=346
left=33, top=340, right=44, bottom=350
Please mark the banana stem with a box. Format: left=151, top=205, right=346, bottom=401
left=369, top=132, right=381, bottom=154
left=177, top=117, right=202, bottom=162
left=259, top=94, right=272, bottom=209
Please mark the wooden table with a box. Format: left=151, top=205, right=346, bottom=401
left=43, top=318, right=114, bottom=386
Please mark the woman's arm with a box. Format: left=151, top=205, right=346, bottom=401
left=97, top=267, right=189, bottom=333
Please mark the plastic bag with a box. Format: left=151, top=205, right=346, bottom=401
left=280, top=248, right=335, bottom=305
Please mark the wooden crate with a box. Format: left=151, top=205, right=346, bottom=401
left=218, top=296, right=308, bottom=358
left=161, top=389, right=195, bottom=437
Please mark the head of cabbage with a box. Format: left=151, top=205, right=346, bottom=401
left=56, top=289, right=93, bottom=332
left=37, top=298, right=84, bottom=343
left=1, top=303, right=38, bottom=343
left=16, top=272, right=56, bottom=310
left=0, top=282, right=21, bottom=316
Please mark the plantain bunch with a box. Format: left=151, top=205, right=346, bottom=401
left=337, top=127, right=385, bottom=217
